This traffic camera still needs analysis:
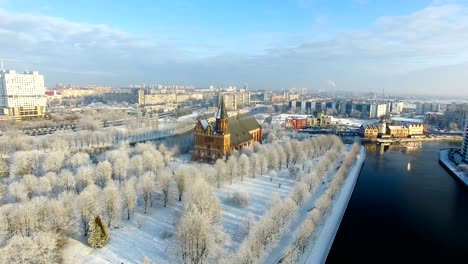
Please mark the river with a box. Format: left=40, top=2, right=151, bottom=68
left=327, top=141, right=468, bottom=263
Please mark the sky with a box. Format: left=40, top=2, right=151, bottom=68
left=1, top=0, right=468, bottom=96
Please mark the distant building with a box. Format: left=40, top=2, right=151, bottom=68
left=45, top=90, right=63, bottom=105
left=0, top=70, right=46, bottom=120
left=360, top=125, right=379, bottom=139
left=390, top=101, right=404, bottom=115
left=215, top=90, right=251, bottom=111
left=286, top=117, right=307, bottom=129
left=416, top=102, right=441, bottom=115
left=193, top=98, right=262, bottom=161
left=444, top=103, right=468, bottom=130
left=407, top=124, right=424, bottom=137
left=386, top=125, right=409, bottom=138
left=462, top=120, right=468, bottom=162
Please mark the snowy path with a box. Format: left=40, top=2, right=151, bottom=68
left=300, top=146, right=365, bottom=264
left=261, top=153, right=345, bottom=264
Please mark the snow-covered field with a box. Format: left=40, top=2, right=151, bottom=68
left=62, top=143, right=363, bottom=264
left=62, top=165, right=299, bottom=263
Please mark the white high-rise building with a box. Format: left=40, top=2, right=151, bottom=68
left=462, top=119, right=468, bottom=162
left=0, top=70, right=46, bottom=120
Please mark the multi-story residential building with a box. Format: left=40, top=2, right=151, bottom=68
left=416, top=102, right=441, bottom=115
left=0, top=70, right=46, bottom=120
left=462, top=120, right=468, bottom=162
left=216, top=90, right=251, bottom=111
left=390, top=101, right=404, bottom=114
left=372, top=103, right=387, bottom=119
left=444, top=103, right=468, bottom=130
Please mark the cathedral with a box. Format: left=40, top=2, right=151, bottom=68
left=192, top=98, right=262, bottom=161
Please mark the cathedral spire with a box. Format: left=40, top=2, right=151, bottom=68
left=216, top=96, right=228, bottom=119
left=216, top=96, right=228, bottom=133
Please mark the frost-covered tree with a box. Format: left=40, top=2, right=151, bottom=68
left=185, top=177, right=221, bottom=223
left=11, top=150, right=41, bottom=177
left=113, top=156, right=129, bottom=183
left=21, top=174, right=38, bottom=200
left=76, top=165, right=96, bottom=193
left=77, top=184, right=100, bottom=236
left=288, top=165, right=302, bottom=180
left=8, top=181, right=27, bottom=202
left=238, top=154, right=250, bottom=182
left=42, top=151, right=65, bottom=174
left=214, top=159, right=225, bottom=188
left=123, top=178, right=137, bottom=220
left=291, top=182, right=309, bottom=206
left=103, top=181, right=121, bottom=227
left=88, top=215, right=110, bottom=248
left=178, top=209, right=224, bottom=264
left=67, top=152, right=90, bottom=172
left=175, top=165, right=188, bottom=202
left=142, top=150, right=164, bottom=172
left=250, top=153, right=259, bottom=178
left=58, top=169, right=76, bottom=192
left=260, top=156, right=268, bottom=176
left=129, top=154, right=144, bottom=176
left=267, top=149, right=279, bottom=172
left=0, top=159, right=9, bottom=178
left=160, top=170, right=172, bottom=208
left=95, top=161, right=112, bottom=188
left=138, top=172, right=156, bottom=212
left=226, top=157, right=238, bottom=185
left=0, top=232, right=61, bottom=264
left=49, top=193, right=75, bottom=238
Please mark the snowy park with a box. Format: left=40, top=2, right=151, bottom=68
left=0, top=133, right=363, bottom=264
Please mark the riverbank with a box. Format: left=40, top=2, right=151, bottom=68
left=439, top=148, right=468, bottom=187
left=362, top=136, right=462, bottom=144
left=300, top=146, right=366, bottom=264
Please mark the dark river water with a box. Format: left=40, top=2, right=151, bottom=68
left=327, top=141, right=468, bottom=263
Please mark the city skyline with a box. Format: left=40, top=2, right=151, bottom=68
left=1, top=1, right=468, bottom=96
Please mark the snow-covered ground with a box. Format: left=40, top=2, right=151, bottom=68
left=62, top=164, right=299, bottom=263
left=390, top=116, right=425, bottom=123
left=331, top=117, right=378, bottom=127
left=439, top=149, right=468, bottom=186
left=62, top=143, right=365, bottom=264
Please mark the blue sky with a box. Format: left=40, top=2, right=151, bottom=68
left=1, top=0, right=468, bottom=95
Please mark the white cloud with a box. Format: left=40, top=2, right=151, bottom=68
left=0, top=5, right=467, bottom=96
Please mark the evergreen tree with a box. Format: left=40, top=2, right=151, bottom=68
left=88, top=215, right=110, bottom=248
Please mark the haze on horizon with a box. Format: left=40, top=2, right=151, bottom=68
left=0, top=0, right=468, bottom=97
